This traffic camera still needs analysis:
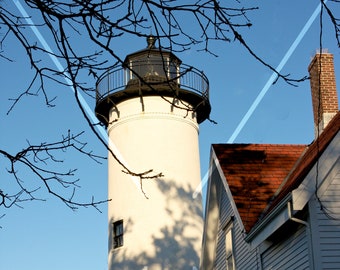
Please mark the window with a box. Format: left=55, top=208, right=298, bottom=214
left=225, top=228, right=234, bottom=270
left=113, top=220, right=123, bottom=249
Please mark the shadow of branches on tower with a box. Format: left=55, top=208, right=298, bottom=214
left=108, top=178, right=203, bottom=270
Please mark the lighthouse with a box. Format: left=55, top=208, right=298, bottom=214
left=95, top=36, right=211, bottom=270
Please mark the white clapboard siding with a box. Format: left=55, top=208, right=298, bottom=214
left=314, top=171, right=340, bottom=269
left=261, top=225, right=309, bottom=270
left=214, top=181, right=257, bottom=270
left=215, top=181, right=234, bottom=269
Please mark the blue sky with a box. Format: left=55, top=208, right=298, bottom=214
left=1, top=1, right=339, bottom=269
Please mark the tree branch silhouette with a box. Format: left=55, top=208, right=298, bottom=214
left=0, top=0, right=338, bottom=213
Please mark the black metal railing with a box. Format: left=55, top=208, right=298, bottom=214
left=96, top=62, right=209, bottom=104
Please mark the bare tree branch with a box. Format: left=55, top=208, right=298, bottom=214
left=0, top=131, right=108, bottom=211
left=0, top=0, right=338, bottom=214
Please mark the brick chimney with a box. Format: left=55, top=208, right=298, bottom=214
left=308, top=51, right=339, bottom=137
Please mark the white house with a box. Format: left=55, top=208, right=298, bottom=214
left=201, top=52, right=340, bottom=270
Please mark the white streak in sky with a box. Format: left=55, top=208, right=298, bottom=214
left=227, top=1, right=326, bottom=143
left=193, top=2, right=326, bottom=198
left=14, top=0, right=103, bottom=138
left=14, top=0, right=143, bottom=192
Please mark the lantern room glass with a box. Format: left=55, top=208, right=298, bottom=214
left=127, top=54, right=179, bottom=82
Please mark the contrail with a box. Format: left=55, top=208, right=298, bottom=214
left=14, top=0, right=105, bottom=139
left=227, top=1, right=325, bottom=143
left=193, top=1, right=326, bottom=198
left=14, top=0, right=144, bottom=192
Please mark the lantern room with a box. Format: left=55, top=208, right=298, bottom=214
left=95, top=36, right=211, bottom=125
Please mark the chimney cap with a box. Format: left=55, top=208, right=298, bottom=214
left=315, top=48, right=329, bottom=54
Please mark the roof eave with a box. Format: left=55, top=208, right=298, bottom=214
left=244, top=193, right=292, bottom=249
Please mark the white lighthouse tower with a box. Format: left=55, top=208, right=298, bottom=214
left=95, top=36, right=211, bottom=270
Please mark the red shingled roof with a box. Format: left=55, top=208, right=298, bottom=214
left=264, top=111, right=340, bottom=215
left=213, top=144, right=306, bottom=233
left=213, top=111, right=340, bottom=233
